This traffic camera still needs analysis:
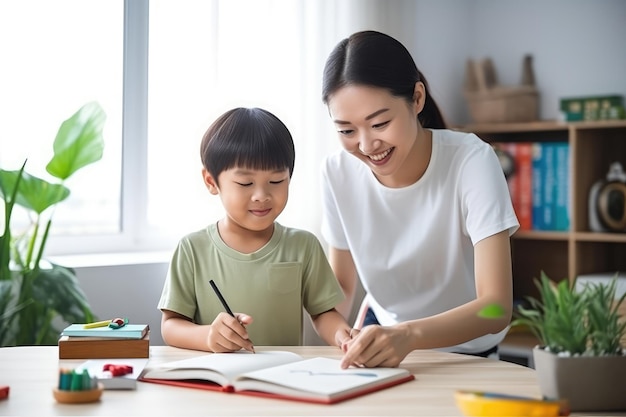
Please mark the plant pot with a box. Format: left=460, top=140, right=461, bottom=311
left=533, top=346, right=626, bottom=411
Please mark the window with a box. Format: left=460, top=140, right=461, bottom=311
left=0, top=0, right=123, bottom=242
left=147, top=0, right=312, bottom=237
left=1, top=0, right=350, bottom=259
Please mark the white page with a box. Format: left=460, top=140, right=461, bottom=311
left=142, top=350, right=303, bottom=386
left=233, top=357, right=410, bottom=399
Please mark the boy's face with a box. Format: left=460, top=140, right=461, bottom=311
left=203, top=167, right=290, bottom=233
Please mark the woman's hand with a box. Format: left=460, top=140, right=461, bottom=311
left=340, top=324, right=414, bottom=368
left=206, top=312, right=254, bottom=353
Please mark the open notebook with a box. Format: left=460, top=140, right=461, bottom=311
left=139, top=351, right=414, bottom=404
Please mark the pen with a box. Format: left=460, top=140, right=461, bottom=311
left=83, top=320, right=112, bottom=329
left=209, top=279, right=255, bottom=353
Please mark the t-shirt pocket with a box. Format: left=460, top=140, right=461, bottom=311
left=267, top=263, right=302, bottom=295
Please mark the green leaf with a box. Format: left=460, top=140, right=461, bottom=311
left=0, top=169, right=18, bottom=201
left=512, top=271, right=626, bottom=355
left=1, top=102, right=101, bottom=346
left=0, top=162, right=26, bottom=281
left=46, top=101, right=106, bottom=180
left=31, top=264, right=95, bottom=325
left=1, top=170, right=69, bottom=214
left=478, top=303, right=506, bottom=319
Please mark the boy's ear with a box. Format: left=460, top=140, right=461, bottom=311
left=202, top=168, right=219, bottom=195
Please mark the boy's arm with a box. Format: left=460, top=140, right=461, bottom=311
left=310, top=308, right=352, bottom=348
left=161, top=310, right=212, bottom=351
left=328, top=247, right=359, bottom=320
left=161, top=309, right=255, bottom=352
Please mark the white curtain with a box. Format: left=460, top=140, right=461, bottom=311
left=147, top=0, right=416, bottom=245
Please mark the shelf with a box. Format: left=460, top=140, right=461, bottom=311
left=462, top=119, right=626, bottom=134
left=462, top=120, right=626, bottom=367
left=572, top=232, right=626, bottom=243
left=498, top=330, right=539, bottom=368
left=513, top=230, right=626, bottom=242
left=464, top=120, right=626, bottom=300
left=512, top=230, right=568, bottom=241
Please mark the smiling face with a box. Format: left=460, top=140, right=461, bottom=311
left=203, top=167, right=290, bottom=236
left=327, top=84, right=430, bottom=188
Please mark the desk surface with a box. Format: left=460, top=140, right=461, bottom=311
left=0, top=345, right=607, bottom=416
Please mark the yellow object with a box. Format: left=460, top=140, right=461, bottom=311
left=455, top=390, right=568, bottom=416
left=83, top=320, right=112, bottom=329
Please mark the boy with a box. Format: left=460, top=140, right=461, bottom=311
left=158, top=107, right=352, bottom=352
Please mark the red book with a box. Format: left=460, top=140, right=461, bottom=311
left=494, top=143, right=522, bottom=225
left=515, top=142, right=534, bottom=230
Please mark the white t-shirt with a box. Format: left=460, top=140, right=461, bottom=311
left=320, top=129, right=519, bottom=353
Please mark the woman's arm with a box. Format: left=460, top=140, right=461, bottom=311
left=340, top=230, right=513, bottom=368
left=329, top=247, right=360, bottom=320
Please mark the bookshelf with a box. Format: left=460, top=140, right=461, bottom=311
left=462, top=120, right=626, bottom=365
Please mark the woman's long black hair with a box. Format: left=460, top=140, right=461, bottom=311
left=322, top=30, right=446, bottom=129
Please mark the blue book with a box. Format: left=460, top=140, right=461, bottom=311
left=541, top=143, right=556, bottom=230
left=61, top=323, right=149, bottom=339
left=553, top=143, right=570, bottom=231
left=531, top=143, right=544, bottom=230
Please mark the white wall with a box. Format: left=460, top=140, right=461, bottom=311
left=410, top=0, right=626, bottom=125
left=71, top=0, right=626, bottom=346
left=74, top=260, right=169, bottom=345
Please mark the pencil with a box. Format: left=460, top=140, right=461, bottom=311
left=209, top=280, right=234, bottom=317
left=209, top=279, right=255, bottom=353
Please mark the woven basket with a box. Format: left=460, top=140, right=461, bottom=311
left=464, top=56, right=539, bottom=124
left=465, top=85, right=538, bottom=124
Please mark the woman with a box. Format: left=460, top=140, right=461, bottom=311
left=320, top=31, right=519, bottom=368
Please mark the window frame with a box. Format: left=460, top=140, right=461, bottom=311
left=45, top=0, right=157, bottom=257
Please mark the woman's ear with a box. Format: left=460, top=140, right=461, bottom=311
left=202, top=168, right=220, bottom=195
left=413, top=81, right=426, bottom=114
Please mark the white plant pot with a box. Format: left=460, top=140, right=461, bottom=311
left=533, top=346, right=626, bottom=411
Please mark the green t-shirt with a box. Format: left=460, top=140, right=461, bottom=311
left=158, top=222, right=344, bottom=346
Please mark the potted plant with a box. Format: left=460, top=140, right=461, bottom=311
left=0, top=102, right=106, bottom=346
left=512, top=271, right=626, bottom=411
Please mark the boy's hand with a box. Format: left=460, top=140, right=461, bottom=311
left=207, top=312, right=255, bottom=353
left=339, top=327, right=360, bottom=353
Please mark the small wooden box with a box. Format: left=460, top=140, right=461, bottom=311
left=59, top=333, right=150, bottom=359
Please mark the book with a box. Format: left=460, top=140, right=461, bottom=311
left=515, top=142, right=534, bottom=230
left=61, top=323, right=149, bottom=339
left=493, top=142, right=519, bottom=218
left=541, top=143, right=556, bottom=230
left=75, top=358, right=150, bottom=390
left=58, top=334, right=150, bottom=359
left=531, top=142, right=544, bottom=230
left=140, top=350, right=414, bottom=404
left=553, top=142, right=570, bottom=231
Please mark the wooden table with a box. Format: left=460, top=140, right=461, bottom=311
left=0, top=345, right=609, bottom=416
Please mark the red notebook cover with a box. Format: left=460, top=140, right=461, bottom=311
left=140, top=373, right=415, bottom=404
